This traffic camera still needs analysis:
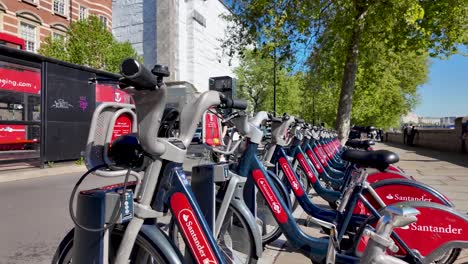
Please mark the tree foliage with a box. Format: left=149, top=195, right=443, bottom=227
left=38, top=16, right=140, bottom=73
left=223, top=0, right=467, bottom=138
left=235, top=50, right=304, bottom=117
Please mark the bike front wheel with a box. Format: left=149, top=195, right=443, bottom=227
left=52, top=225, right=170, bottom=264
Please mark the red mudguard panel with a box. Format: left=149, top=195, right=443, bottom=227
left=366, top=171, right=409, bottom=184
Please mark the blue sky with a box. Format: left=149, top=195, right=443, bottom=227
left=414, top=51, right=468, bottom=118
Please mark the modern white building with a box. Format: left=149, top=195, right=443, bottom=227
left=440, top=116, right=456, bottom=127
left=418, top=117, right=441, bottom=125
left=112, top=0, right=238, bottom=92
left=401, top=112, right=419, bottom=125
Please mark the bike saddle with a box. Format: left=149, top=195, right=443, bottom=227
left=270, top=116, right=283, bottom=123
left=345, top=139, right=375, bottom=149
left=340, top=149, right=399, bottom=171
left=109, top=133, right=146, bottom=170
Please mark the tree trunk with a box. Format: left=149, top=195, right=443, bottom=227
left=335, top=9, right=368, bottom=144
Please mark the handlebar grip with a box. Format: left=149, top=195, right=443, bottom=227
left=120, top=58, right=159, bottom=90
left=220, top=95, right=248, bottom=110
left=230, top=99, right=248, bottom=110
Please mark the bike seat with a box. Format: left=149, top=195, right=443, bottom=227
left=271, top=116, right=282, bottom=123
left=341, top=149, right=399, bottom=171
left=345, top=139, right=375, bottom=149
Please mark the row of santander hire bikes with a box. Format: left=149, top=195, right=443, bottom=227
left=52, top=59, right=467, bottom=264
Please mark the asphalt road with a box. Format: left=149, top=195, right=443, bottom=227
left=0, top=144, right=207, bottom=264
left=0, top=172, right=92, bottom=264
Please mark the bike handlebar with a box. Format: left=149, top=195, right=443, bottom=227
left=120, top=58, right=159, bottom=90
left=219, top=94, right=248, bottom=110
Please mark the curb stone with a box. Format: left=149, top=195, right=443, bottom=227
left=0, top=163, right=86, bottom=184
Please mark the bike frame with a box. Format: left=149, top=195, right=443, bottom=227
left=269, top=138, right=455, bottom=263
left=237, top=140, right=359, bottom=264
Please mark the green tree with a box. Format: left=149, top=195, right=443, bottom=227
left=235, top=50, right=304, bottom=117
left=222, top=0, right=467, bottom=142
left=38, top=16, right=140, bottom=73
left=304, top=39, right=429, bottom=130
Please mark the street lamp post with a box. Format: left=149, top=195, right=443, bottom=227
left=273, top=47, right=277, bottom=116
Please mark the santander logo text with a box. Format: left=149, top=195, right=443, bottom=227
left=296, top=153, right=317, bottom=184
left=408, top=223, right=462, bottom=235
left=279, top=157, right=304, bottom=196
left=252, top=169, right=288, bottom=223
left=306, top=150, right=323, bottom=173
left=170, top=192, right=218, bottom=264
left=385, top=193, right=432, bottom=202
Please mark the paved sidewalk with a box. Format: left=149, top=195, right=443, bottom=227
left=0, top=162, right=86, bottom=184
left=266, top=142, right=468, bottom=264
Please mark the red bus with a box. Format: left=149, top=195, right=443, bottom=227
left=0, top=32, right=25, bottom=50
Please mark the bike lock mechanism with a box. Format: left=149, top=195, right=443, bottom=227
left=70, top=167, right=135, bottom=264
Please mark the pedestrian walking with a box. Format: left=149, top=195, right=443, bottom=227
left=403, top=124, right=410, bottom=145
left=408, top=125, right=418, bottom=146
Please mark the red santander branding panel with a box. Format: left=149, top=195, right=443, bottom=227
left=252, top=169, right=288, bottom=223
left=366, top=171, right=408, bottom=184
left=313, top=147, right=327, bottom=166
left=0, top=67, right=40, bottom=94
left=353, top=184, right=448, bottom=215
left=306, top=149, right=323, bottom=173
left=203, top=111, right=222, bottom=147
left=170, top=192, right=218, bottom=264
left=278, top=157, right=304, bottom=196
left=296, top=153, right=317, bottom=183
left=111, top=114, right=132, bottom=142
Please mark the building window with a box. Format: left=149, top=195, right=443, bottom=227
left=79, top=6, right=88, bottom=20
left=20, top=22, right=37, bottom=52
left=22, top=0, right=37, bottom=6
left=99, top=16, right=108, bottom=27
left=52, top=32, right=65, bottom=40
left=53, top=0, right=66, bottom=16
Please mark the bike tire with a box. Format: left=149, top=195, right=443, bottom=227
left=169, top=201, right=258, bottom=264
left=52, top=226, right=171, bottom=264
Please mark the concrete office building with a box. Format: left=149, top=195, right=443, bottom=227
left=112, top=0, right=238, bottom=92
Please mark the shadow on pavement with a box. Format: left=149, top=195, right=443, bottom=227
left=384, top=142, right=468, bottom=169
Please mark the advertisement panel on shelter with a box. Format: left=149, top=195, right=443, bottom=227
left=0, top=61, right=41, bottom=150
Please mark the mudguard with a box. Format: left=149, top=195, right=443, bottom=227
left=366, top=170, right=412, bottom=184
left=230, top=198, right=264, bottom=258
left=354, top=202, right=468, bottom=262
left=353, top=178, right=453, bottom=215
left=139, top=224, right=184, bottom=264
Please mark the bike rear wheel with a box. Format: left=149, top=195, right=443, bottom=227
left=170, top=201, right=257, bottom=264
left=52, top=226, right=169, bottom=264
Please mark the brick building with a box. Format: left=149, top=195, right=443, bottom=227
left=0, top=0, right=112, bottom=52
